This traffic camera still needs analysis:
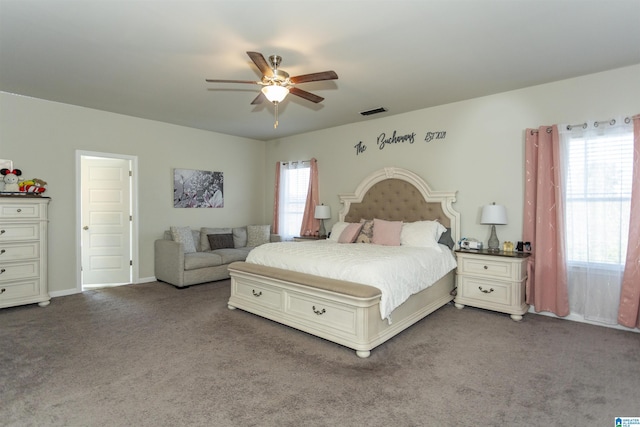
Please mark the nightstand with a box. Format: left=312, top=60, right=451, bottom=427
left=454, top=249, right=530, bottom=321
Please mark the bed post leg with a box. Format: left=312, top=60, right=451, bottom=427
left=228, top=304, right=236, bottom=310
left=356, top=350, right=371, bottom=358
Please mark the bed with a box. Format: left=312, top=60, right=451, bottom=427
left=227, top=167, right=460, bottom=358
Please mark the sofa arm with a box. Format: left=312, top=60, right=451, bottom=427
left=270, top=234, right=282, bottom=243
left=154, top=239, right=185, bottom=286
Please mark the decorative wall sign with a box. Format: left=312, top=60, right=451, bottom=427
left=354, top=129, right=447, bottom=155
left=173, top=168, right=223, bottom=208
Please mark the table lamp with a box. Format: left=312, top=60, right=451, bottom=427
left=314, top=204, right=331, bottom=238
left=480, top=202, right=507, bottom=252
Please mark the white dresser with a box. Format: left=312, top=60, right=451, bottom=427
left=0, top=196, right=51, bottom=309
left=454, top=249, right=530, bottom=321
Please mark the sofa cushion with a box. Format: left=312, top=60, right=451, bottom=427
left=247, top=225, right=271, bottom=247
left=233, top=227, right=248, bottom=248
left=213, top=248, right=252, bottom=264
left=207, top=233, right=235, bottom=250
left=184, top=252, right=223, bottom=270
left=200, top=227, right=232, bottom=251
left=170, top=226, right=197, bottom=253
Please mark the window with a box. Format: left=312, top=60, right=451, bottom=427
left=564, top=130, right=633, bottom=266
left=278, top=162, right=310, bottom=240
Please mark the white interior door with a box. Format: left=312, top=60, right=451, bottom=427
left=81, top=156, right=131, bottom=286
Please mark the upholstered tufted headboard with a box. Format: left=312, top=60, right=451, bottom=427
left=338, top=167, right=460, bottom=244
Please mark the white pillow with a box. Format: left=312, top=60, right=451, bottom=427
left=400, top=220, right=447, bottom=251
left=170, top=226, right=197, bottom=253
left=246, top=225, right=271, bottom=247
left=328, top=222, right=350, bottom=242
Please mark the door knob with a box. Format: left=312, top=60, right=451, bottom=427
left=83, top=226, right=89, bottom=230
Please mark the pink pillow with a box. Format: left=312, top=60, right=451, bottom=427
left=338, top=223, right=363, bottom=243
left=372, top=218, right=403, bottom=246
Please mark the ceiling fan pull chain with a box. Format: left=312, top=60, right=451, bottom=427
left=273, top=101, right=279, bottom=128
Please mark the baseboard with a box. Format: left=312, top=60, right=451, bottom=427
left=49, top=276, right=158, bottom=298
left=529, top=306, right=639, bottom=333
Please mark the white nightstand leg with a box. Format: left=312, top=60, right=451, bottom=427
left=454, top=302, right=464, bottom=310
left=510, top=314, right=523, bottom=321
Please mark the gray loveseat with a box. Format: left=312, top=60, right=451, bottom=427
left=154, top=225, right=280, bottom=288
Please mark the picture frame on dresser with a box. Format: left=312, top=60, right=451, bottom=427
left=0, top=196, right=51, bottom=309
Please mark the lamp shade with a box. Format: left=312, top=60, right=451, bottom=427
left=480, top=203, right=508, bottom=225
left=314, top=205, right=331, bottom=220
left=261, top=85, right=289, bottom=103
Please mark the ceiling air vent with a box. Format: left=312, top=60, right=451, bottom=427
left=360, top=107, right=388, bottom=116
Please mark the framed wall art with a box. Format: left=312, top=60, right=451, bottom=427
left=173, top=168, right=223, bottom=208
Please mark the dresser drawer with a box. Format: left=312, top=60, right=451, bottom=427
left=458, top=276, right=511, bottom=306
left=458, top=256, right=517, bottom=280
left=0, top=203, right=41, bottom=219
left=0, top=242, right=40, bottom=261
left=286, top=293, right=357, bottom=335
left=0, top=224, right=39, bottom=241
left=0, top=260, right=40, bottom=282
left=233, top=280, right=283, bottom=310
left=0, top=279, right=41, bottom=301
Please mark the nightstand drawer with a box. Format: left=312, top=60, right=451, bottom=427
left=458, top=276, right=511, bottom=306
left=458, top=256, right=516, bottom=280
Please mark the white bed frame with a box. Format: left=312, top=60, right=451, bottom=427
left=228, top=167, right=460, bottom=358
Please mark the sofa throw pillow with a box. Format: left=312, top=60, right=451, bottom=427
left=207, top=233, right=235, bottom=250
left=355, top=219, right=374, bottom=243
left=233, top=227, right=248, bottom=248
left=338, top=223, right=363, bottom=243
left=246, top=225, right=271, bottom=247
left=200, top=227, right=232, bottom=251
left=372, top=218, right=403, bottom=246
left=170, top=226, right=197, bottom=253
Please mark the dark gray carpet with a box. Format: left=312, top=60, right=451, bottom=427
left=1, top=280, right=638, bottom=426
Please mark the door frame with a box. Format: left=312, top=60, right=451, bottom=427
left=75, top=150, right=139, bottom=292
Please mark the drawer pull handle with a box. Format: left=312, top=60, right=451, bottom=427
left=483, top=265, right=488, bottom=269
left=479, top=286, right=494, bottom=294
left=0, top=249, right=5, bottom=255
left=0, top=268, right=5, bottom=274
left=252, top=290, right=262, bottom=297
left=0, top=288, right=5, bottom=294
left=0, top=230, right=5, bottom=235
left=312, top=305, right=326, bottom=315
left=17, top=209, right=22, bottom=213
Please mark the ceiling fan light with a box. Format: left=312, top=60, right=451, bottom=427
left=261, top=85, right=289, bottom=103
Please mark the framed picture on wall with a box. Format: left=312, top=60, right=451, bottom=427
left=173, top=168, right=224, bottom=208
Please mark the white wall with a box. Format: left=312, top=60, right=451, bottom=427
left=0, top=93, right=266, bottom=294
left=264, top=65, right=640, bottom=246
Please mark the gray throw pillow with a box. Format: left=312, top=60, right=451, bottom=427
left=170, top=226, right=197, bottom=253
left=207, top=233, right=234, bottom=250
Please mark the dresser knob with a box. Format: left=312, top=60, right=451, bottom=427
left=483, top=265, right=488, bottom=269
left=17, top=209, right=22, bottom=213
left=0, top=230, right=5, bottom=235
left=0, top=268, right=5, bottom=274
left=0, top=249, right=5, bottom=255
left=0, top=288, right=5, bottom=294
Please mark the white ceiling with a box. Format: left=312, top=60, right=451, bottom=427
left=1, top=0, right=639, bottom=141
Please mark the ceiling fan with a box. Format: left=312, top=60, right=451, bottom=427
left=206, top=51, right=338, bottom=128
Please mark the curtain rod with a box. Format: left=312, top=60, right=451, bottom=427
left=530, top=116, right=632, bottom=134
left=566, top=116, right=631, bottom=130
left=280, top=159, right=314, bottom=166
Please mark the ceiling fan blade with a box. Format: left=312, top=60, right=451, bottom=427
left=289, top=87, right=324, bottom=103
left=205, top=79, right=260, bottom=85
left=247, top=51, right=273, bottom=78
left=250, top=93, right=265, bottom=105
left=290, top=71, right=338, bottom=84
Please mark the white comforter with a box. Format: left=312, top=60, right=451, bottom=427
left=245, top=241, right=457, bottom=320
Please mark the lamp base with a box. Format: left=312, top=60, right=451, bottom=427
left=487, top=224, right=500, bottom=252
left=319, top=219, right=327, bottom=238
